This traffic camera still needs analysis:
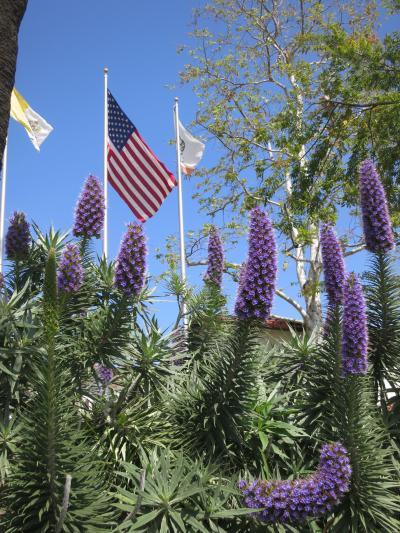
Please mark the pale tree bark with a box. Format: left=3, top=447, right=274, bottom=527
left=288, top=73, right=323, bottom=332
left=0, top=0, right=29, bottom=170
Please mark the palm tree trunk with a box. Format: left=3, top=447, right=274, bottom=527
left=0, top=0, right=28, bottom=170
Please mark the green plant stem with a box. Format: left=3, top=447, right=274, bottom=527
left=372, top=252, right=389, bottom=411
left=43, top=249, right=60, bottom=521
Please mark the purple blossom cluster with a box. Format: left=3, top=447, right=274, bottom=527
left=73, top=175, right=105, bottom=239
left=320, top=224, right=346, bottom=306
left=359, top=159, right=395, bottom=253
left=235, top=207, right=277, bottom=320
left=237, top=262, right=247, bottom=290
left=57, top=244, right=84, bottom=293
left=5, top=211, right=31, bottom=261
left=342, top=272, right=368, bottom=375
left=204, top=227, right=224, bottom=287
left=94, top=363, right=113, bottom=384
left=114, top=222, right=147, bottom=297
left=239, top=442, right=351, bottom=524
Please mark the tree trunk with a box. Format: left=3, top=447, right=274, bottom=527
left=304, top=231, right=323, bottom=333
left=0, top=0, right=28, bottom=170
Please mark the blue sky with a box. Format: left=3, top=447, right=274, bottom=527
left=7, top=1, right=207, bottom=326
left=4, top=1, right=398, bottom=329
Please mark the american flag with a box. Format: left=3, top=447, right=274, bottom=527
left=107, top=90, right=176, bottom=222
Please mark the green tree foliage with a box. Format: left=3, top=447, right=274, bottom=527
left=316, top=27, right=400, bottom=224
left=178, top=0, right=400, bottom=329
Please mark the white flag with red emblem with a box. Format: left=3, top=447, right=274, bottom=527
left=177, top=120, right=205, bottom=175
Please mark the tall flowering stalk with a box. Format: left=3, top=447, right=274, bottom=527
left=5, top=211, right=31, bottom=261
left=342, top=272, right=368, bottom=375
left=320, top=223, right=346, bottom=335
left=320, top=224, right=346, bottom=306
left=235, top=207, right=277, bottom=320
left=204, top=227, right=224, bottom=287
left=359, top=159, right=395, bottom=254
left=94, top=363, right=113, bottom=385
left=114, top=222, right=147, bottom=297
left=73, top=175, right=105, bottom=239
left=239, top=442, right=351, bottom=524
left=57, top=244, right=84, bottom=293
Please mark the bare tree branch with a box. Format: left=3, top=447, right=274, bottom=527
left=275, top=288, right=307, bottom=320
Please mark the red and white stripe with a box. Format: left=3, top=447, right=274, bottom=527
left=107, top=131, right=176, bottom=222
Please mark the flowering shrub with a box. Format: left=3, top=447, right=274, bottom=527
left=359, top=159, right=394, bottom=254
left=342, top=272, right=368, bottom=375
left=239, top=442, right=351, bottom=523
left=73, top=175, right=105, bottom=239
left=320, top=224, right=346, bottom=305
left=57, top=243, right=84, bottom=293
left=5, top=211, right=31, bottom=261
left=94, top=363, right=113, bottom=384
left=235, top=207, right=277, bottom=320
left=114, top=222, right=147, bottom=297
left=204, top=227, right=224, bottom=287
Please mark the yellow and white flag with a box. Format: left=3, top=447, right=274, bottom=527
left=10, top=88, right=53, bottom=150
left=177, top=119, right=205, bottom=175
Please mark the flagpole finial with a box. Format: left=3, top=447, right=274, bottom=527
left=104, top=67, right=108, bottom=74
left=174, top=96, right=179, bottom=103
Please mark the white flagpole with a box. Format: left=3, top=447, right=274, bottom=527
left=0, top=138, right=8, bottom=274
left=173, top=97, right=188, bottom=328
left=103, top=67, right=109, bottom=259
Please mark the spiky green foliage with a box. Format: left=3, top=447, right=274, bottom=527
left=120, top=317, right=182, bottom=400
left=81, top=318, right=182, bottom=485
left=114, top=448, right=249, bottom=533
left=0, top=418, right=20, bottom=486
left=170, top=319, right=260, bottom=464
left=246, top=385, right=310, bottom=479
left=6, top=224, right=69, bottom=300
left=300, top=310, right=400, bottom=532
left=0, top=282, right=38, bottom=425
left=363, top=252, right=400, bottom=412
left=187, top=283, right=227, bottom=356
left=89, top=396, right=169, bottom=476
left=1, top=203, right=399, bottom=533
left=1, top=249, right=114, bottom=532
left=57, top=245, right=136, bottom=396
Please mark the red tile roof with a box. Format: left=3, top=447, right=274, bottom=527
left=265, top=316, right=304, bottom=332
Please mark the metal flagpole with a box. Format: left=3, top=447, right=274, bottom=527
left=0, top=138, right=8, bottom=274
left=103, top=67, right=109, bottom=259
left=173, top=97, right=188, bottom=328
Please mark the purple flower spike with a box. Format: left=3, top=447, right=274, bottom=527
left=239, top=442, right=351, bottom=524
left=204, top=227, right=224, bottom=287
left=5, top=211, right=31, bottom=261
left=57, top=244, right=84, bottom=293
left=114, top=222, right=147, bottom=297
left=320, top=224, right=346, bottom=306
left=73, top=175, right=105, bottom=239
left=342, top=272, right=368, bottom=375
left=359, top=159, right=395, bottom=253
left=235, top=207, right=277, bottom=320
left=94, top=363, right=113, bottom=385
